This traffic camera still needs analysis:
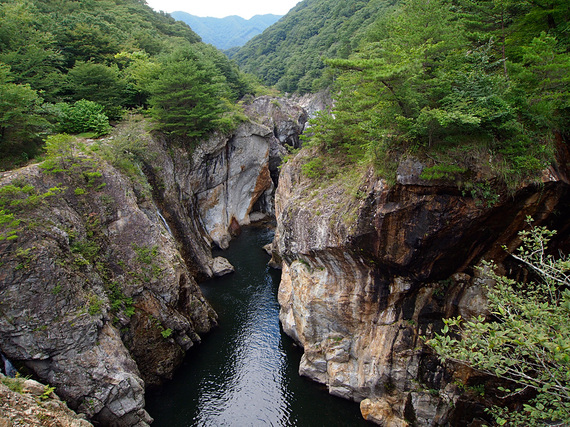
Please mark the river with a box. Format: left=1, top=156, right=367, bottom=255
left=146, top=225, right=370, bottom=426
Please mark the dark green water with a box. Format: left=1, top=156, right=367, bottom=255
left=146, top=226, right=370, bottom=426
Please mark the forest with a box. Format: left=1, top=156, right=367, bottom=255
left=233, top=0, right=396, bottom=93
left=0, top=0, right=254, bottom=170
left=292, top=0, right=569, bottom=193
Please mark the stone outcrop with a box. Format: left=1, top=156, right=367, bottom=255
left=0, top=145, right=217, bottom=424
left=0, top=374, right=93, bottom=427
left=274, top=152, right=570, bottom=425
left=183, top=96, right=307, bottom=249
left=188, top=122, right=275, bottom=250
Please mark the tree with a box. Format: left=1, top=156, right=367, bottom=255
left=57, top=16, right=121, bottom=66
left=309, top=0, right=469, bottom=156
left=148, top=46, right=228, bottom=140
left=0, top=63, right=47, bottom=156
left=509, top=32, right=570, bottom=134
left=66, top=61, right=126, bottom=120
left=0, top=0, right=64, bottom=101
left=428, top=222, right=570, bottom=426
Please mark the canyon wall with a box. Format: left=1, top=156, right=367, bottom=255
left=184, top=95, right=306, bottom=250
left=0, top=154, right=216, bottom=426
left=0, top=96, right=306, bottom=426
left=273, top=153, right=570, bottom=426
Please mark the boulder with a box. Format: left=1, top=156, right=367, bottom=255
left=210, top=257, right=235, bottom=277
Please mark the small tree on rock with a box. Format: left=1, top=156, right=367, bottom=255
left=429, top=220, right=570, bottom=426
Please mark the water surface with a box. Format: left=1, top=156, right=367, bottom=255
left=146, top=226, right=369, bottom=426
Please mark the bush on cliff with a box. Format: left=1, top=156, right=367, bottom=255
left=52, top=100, right=112, bottom=136
left=429, top=222, right=570, bottom=426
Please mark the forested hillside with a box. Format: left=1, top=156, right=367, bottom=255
left=233, top=0, right=396, bottom=93
left=170, top=13, right=282, bottom=50
left=300, top=0, right=569, bottom=192
left=0, top=0, right=252, bottom=169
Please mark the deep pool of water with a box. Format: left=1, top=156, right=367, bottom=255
left=146, top=226, right=370, bottom=426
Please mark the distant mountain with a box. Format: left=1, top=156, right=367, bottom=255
left=170, top=12, right=282, bottom=50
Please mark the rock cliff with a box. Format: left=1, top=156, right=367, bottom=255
left=0, top=151, right=216, bottom=425
left=183, top=96, right=307, bottom=249
left=0, top=373, right=93, bottom=426
left=274, top=152, right=570, bottom=426
left=0, top=96, right=307, bottom=426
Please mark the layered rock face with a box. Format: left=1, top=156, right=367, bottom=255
left=185, top=96, right=307, bottom=249
left=274, top=155, right=570, bottom=426
left=0, top=156, right=217, bottom=425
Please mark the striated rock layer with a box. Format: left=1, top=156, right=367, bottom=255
left=274, top=154, right=570, bottom=426
left=0, top=156, right=216, bottom=425
left=184, top=96, right=307, bottom=249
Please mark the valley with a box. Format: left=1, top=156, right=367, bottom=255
left=0, top=0, right=568, bottom=425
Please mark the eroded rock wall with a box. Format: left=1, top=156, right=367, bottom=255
left=0, top=154, right=217, bottom=425
left=0, top=95, right=308, bottom=426
left=181, top=96, right=307, bottom=249
left=274, top=155, right=570, bottom=426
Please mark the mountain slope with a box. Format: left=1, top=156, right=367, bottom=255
left=0, top=0, right=251, bottom=168
left=170, top=13, right=282, bottom=50
left=233, top=0, right=397, bottom=93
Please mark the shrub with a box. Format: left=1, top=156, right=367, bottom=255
left=301, top=157, right=325, bottom=179
left=53, top=100, right=111, bottom=136
left=429, top=222, right=570, bottom=425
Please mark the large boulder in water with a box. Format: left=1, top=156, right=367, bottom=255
left=211, top=257, right=235, bottom=277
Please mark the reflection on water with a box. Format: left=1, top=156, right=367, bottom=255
left=146, top=226, right=369, bottom=426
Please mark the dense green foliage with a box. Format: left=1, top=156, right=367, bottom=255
left=233, top=0, right=397, bottom=93
left=0, top=63, right=48, bottom=162
left=305, top=0, right=570, bottom=187
left=52, top=100, right=112, bottom=136
left=0, top=0, right=252, bottom=169
left=171, top=12, right=282, bottom=50
left=429, top=223, right=570, bottom=425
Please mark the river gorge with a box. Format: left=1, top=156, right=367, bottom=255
left=0, top=95, right=568, bottom=426
left=146, top=226, right=368, bottom=426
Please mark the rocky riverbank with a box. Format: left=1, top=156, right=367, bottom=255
left=0, top=96, right=306, bottom=425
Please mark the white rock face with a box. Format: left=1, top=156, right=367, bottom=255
left=193, top=123, right=274, bottom=249
left=192, top=98, right=308, bottom=249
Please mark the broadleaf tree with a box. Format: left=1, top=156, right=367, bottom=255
left=428, top=221, right=570, bottom=426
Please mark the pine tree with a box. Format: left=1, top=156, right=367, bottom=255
left=148, top=47, right=228, bottom=140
